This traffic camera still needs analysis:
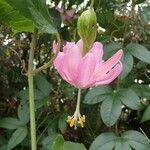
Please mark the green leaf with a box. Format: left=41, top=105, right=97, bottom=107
left=114, top=139, right=132, bottom=150
left=17, top=103, right=29, bottom=124
left=0, top=145, right=7, bottom=150
left=130, top=84, right=150, bottom=99
left=51, top=134, right=86, bottom=150
left=0, top=118, right=24, bottom=129
left=35, top=74, right=52, bottom=96
left=17, top=88, right=45, bottom=101
left=90, top=132, right=117, bottom=150
left=0, top=135, right=7, bottom=145
left=42, top=134, right=58, bottom=149
left=127, top=43, right=150, bottom=64
left=141, top=105, right=150, bottom=122
left=0, top=0, right=34, bottom=33
left=7, top=0, right=57, bottom=34
left=62, top=142, right=86, bottom=150
left=100, top=92, right=122, bottom=127
left=119, top=88, right=141, bottom=110
left=7, top=126, right=27, bottom=150
left=122, top=130, right=150, bottom=150
left=90, top=130, right=150, bottom=150
left=120, top=51, right=133, bottom=79
left=58, top=114, right=67, bottom=134
left=35, top=97, right=49, bottom=109
left=84, top=86, right=112, bottom=104
left=52, top=135, right=65, bottom=150
left=104, top=42, right=122, bottom=60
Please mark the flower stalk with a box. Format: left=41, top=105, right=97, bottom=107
left=28, top=28, right=38, bottom=150
left=90, top=0, right=95, bottom=9
left=67, top=89, right=85, bottom=129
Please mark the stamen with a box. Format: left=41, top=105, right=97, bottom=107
left=66, top=89, right=85, bottom=129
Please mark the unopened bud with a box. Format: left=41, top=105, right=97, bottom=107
left=77, top=9, right=97, bottom=54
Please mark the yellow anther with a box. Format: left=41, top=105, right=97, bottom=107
left=69, top=118, right=75, bottom=127
left=81, top=115, right=85, bottom=122
left=67, top=114, right=85, bottom=129
left=66, top=116, right=72, bottom=123
left=79, top=117, right=84, bottom=128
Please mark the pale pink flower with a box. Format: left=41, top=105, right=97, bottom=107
left=53, top=40, right=123, bottom=89
left=56, top=6, right=76, bottom=23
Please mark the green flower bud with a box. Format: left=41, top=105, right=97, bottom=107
left=77, top=8, right=97, bottom=54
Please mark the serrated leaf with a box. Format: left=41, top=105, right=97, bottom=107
left=127, top=43, right=150, bottom=64
left=119, top=88, right=141, bottom=110
left=0, top=118, right=24, bottom=129
left=141, top=105, right=150, bottom=122
left=84, top=85, right=112, bottom=104
left=35, top=74, right=52, bottom=96
left=7, top=126, right=27, bottom=150
left=120, top=51, right=133, bottom=79
left=100, top=92, right=122, bottom=127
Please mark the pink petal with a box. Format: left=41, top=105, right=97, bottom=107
left=75, top=53, right=96, bottom=88
left=54, top=52, right=68, bottom=81
left=76, top=39, right=83, bottom=54
left=63, top=42, right=75, bottom=53
left=90, top=42, right=103, bottom=65
left=62, top=45, right=82, bottom=80
left=95, top=62, right=123, bottom=85
left=95, top=50, right=123, bottom=78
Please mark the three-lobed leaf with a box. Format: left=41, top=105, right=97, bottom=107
left=84, top=85, right=112, bottom=104
left=90, top=130, right=150, bottom=150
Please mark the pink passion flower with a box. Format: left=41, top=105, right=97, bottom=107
left=53, top=40, right=123, bottom=89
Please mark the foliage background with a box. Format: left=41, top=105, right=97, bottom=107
left=0, top=0, right=150, bottom=149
